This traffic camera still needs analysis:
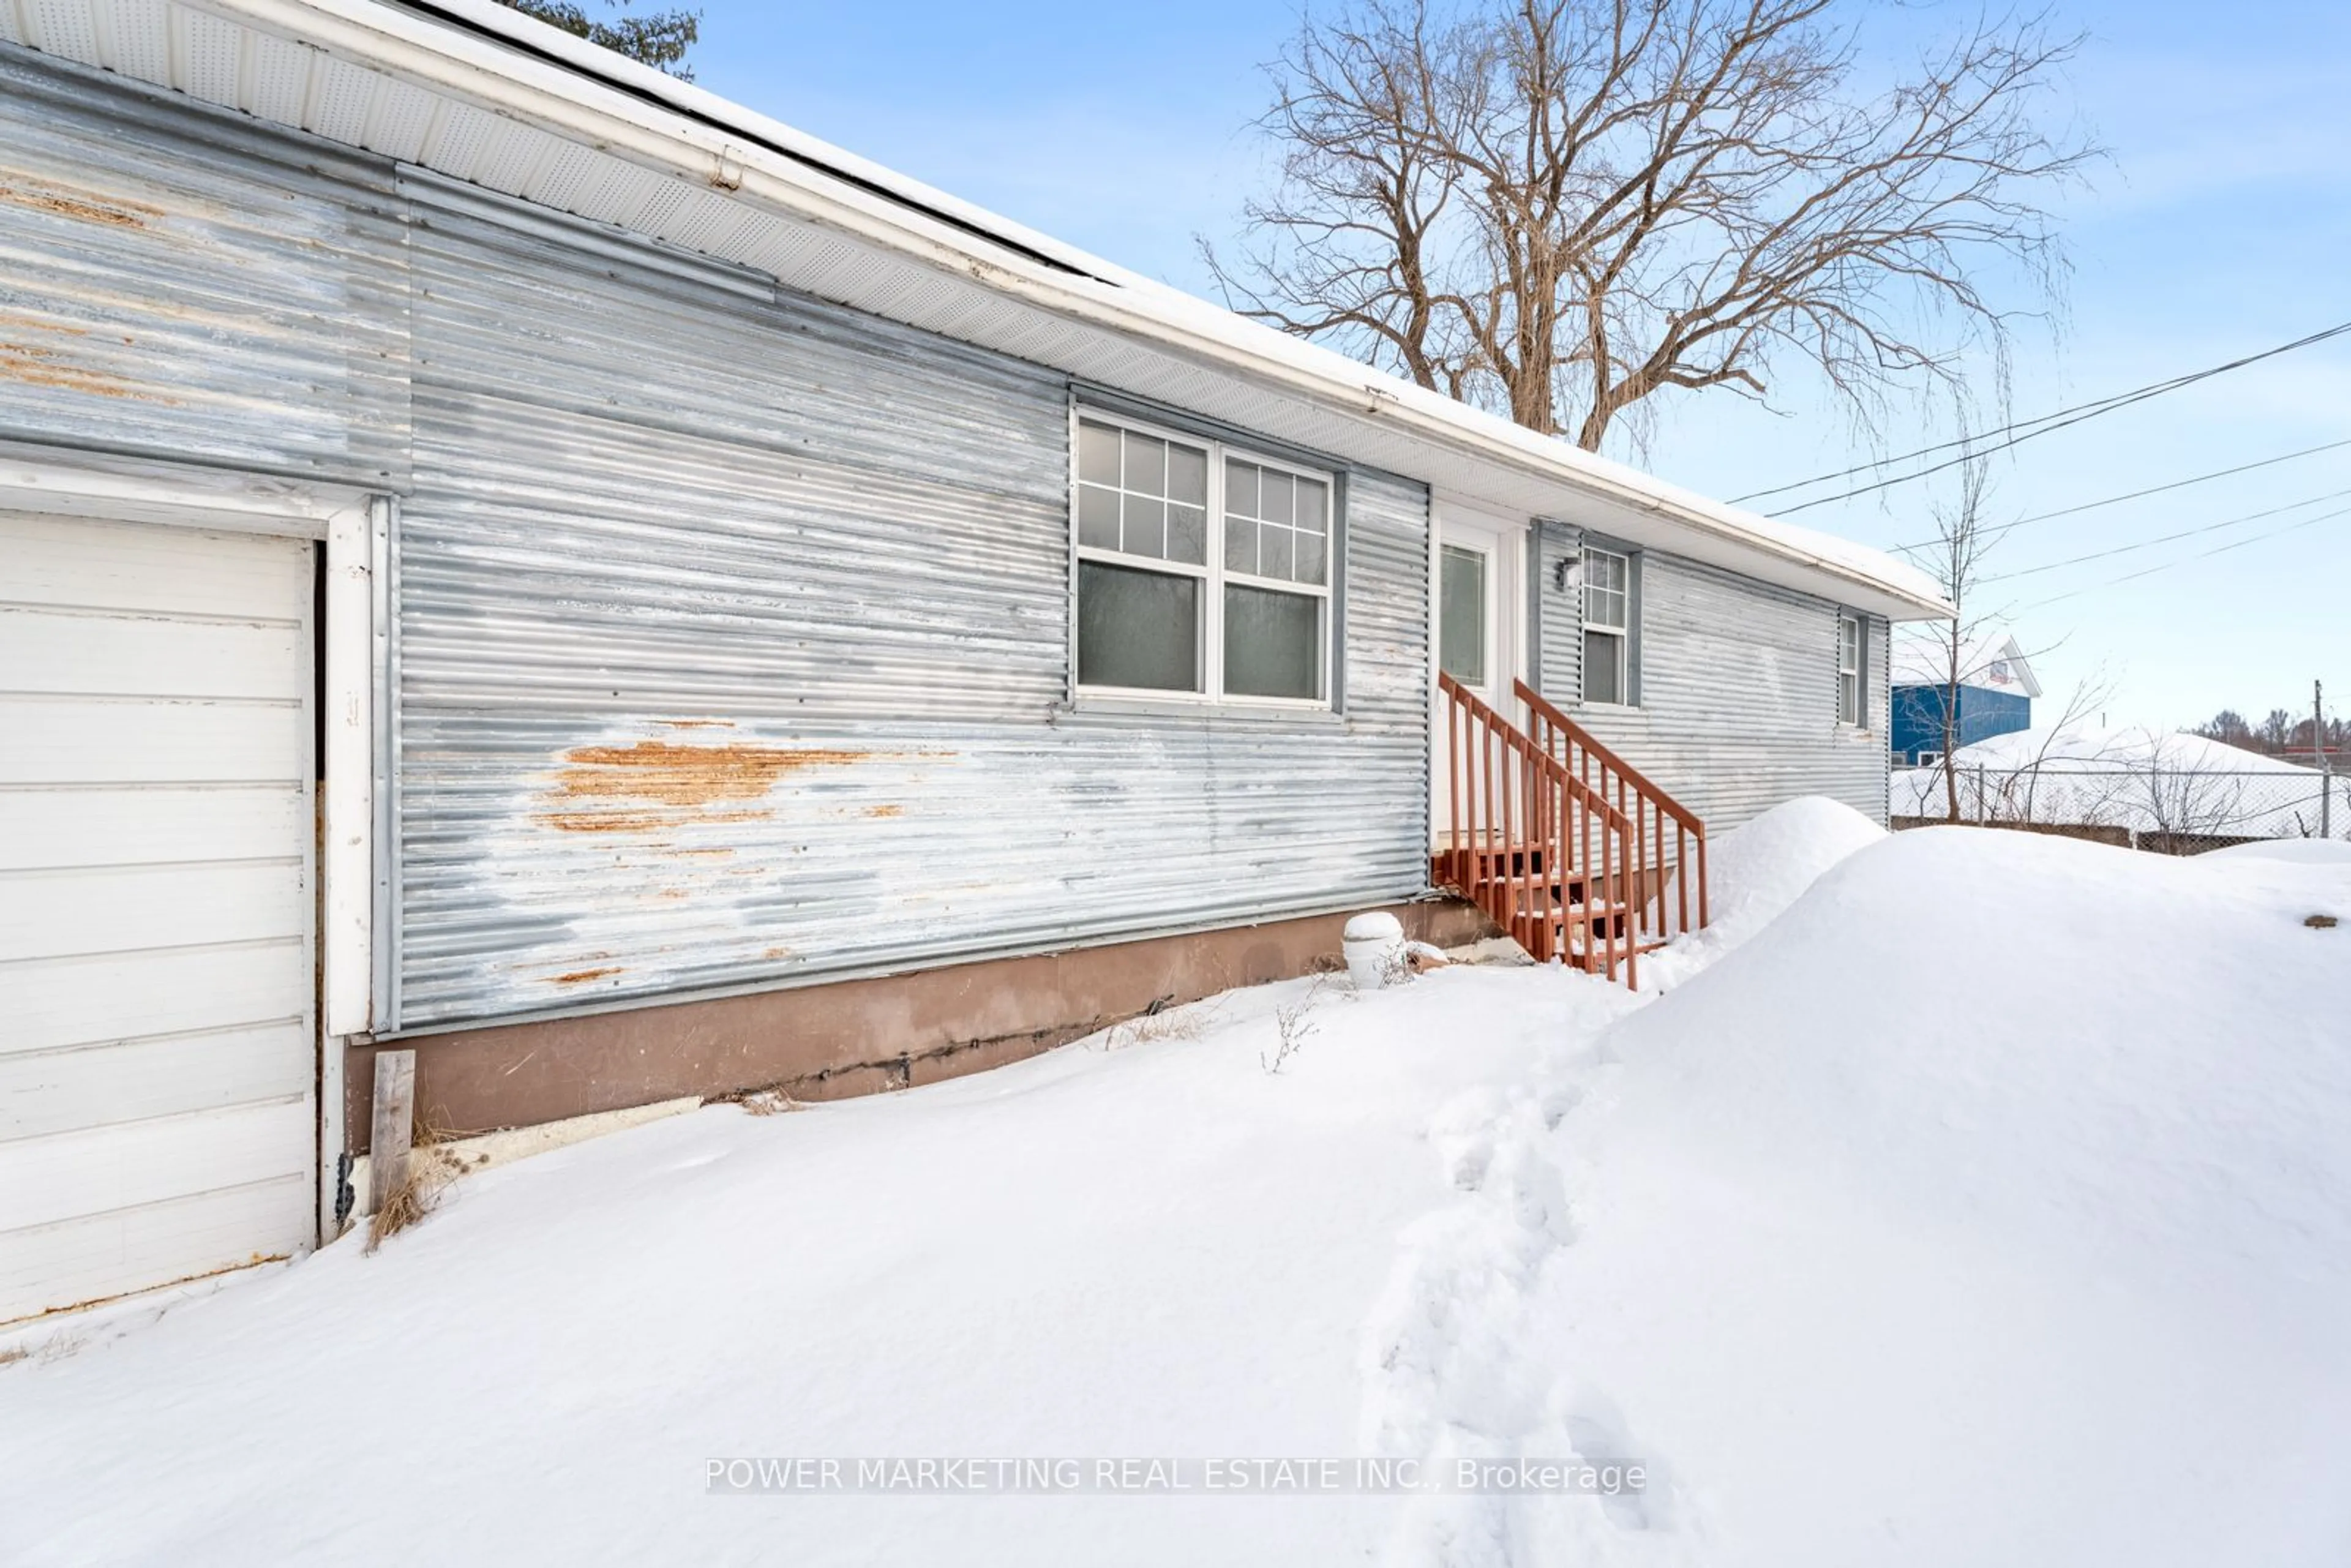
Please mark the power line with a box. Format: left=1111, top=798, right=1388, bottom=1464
left=2015, top=504, right=2351, bottom=610
left=1980, top=486, right=2351, bottom=582
left=1894, top=439, right=2351, bottom=555
left=1728, top=317, right=2351, bottom=512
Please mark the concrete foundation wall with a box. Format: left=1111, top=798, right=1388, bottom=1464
left=345, top=899, right=1497, bottom=1150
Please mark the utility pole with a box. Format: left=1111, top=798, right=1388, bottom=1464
left=2319, top=680, right=2334, bottom=839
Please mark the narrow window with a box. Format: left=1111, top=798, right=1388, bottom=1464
left=1837, top=612, right=1864, bottom=726
left=1438, top=544, right=1487, bottom=686
left=1221, top=457, right=1330, bottom=700
left=1073, top=413, right=1334, bottom=705
left=1580, top=545, right=1630, bottom=706
left=1074, top=419, right=1209, bottom=692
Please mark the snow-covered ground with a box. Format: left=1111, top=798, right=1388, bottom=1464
left=1892, top=723, right=2344, bottom=841
left=4, top=803, right=2348, bottom=1566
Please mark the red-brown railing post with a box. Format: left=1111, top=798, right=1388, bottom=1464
left=1696, top=831, right=1709, bottom=929
left=1439, top=691, right=1457, bottom=893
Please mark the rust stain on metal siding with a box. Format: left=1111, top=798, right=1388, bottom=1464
left=553, top=740, right=868, bottom=808
left=0, top=312, right=168, bottom=403
left=0, top=342, right=155, bottom=399
left=536, top=739, right=882, bottom=835
left=544, top=810, right=665, bottom=835
left=864, top=804, right=904, bottom=819
left=549, top=967, right=624, bottom=985
left=0, top=172, right=163, bottom=228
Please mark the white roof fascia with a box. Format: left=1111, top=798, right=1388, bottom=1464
left=179, top=0, right=1954, bottom=620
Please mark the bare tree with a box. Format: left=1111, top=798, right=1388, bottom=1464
left=1207, top=0, right=2096, bottom=454
left=1971, top=669, right=2117, bottom=827
left=1912, top=454, right=1998, bottom=822
left=2129, top=732, right=2256, bottom=850
left=2195, top=708, right=2254, bottom=750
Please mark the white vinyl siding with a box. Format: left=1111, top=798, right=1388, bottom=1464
left=0, top=512, right=315, bottom=1325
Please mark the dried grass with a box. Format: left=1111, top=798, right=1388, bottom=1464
left=0, top=1345, right=27, bottom=1368
left=737, top=1089, right=812, bottom=1116
left=364, top=1111, right=459, bottom=1253
left=1103, top=996, right=1224, bottom=1051
left=1262, top=977, right=1330, bottom=1075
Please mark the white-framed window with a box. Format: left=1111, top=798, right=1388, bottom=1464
left=1580, top=544, right=1632, bottom=706
left=1837, top=612, right=1864, bottom=726
left=1438, top=543, right=1488, bottom=686
left=1914, top=749, right=1943, bottom=768
left=1073, top=410, right=1333, bottom=705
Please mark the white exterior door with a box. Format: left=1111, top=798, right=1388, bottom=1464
left=0, top=512, right=317, bottom=1325
left=1433, top=506, right=1527, bottom=846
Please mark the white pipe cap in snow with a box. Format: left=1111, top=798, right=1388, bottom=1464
left=1342, top=911, right=1405, bottom=942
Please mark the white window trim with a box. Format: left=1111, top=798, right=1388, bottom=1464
left=1837, top=611, right=1865, bottom=727
left=1914, top=749, right=1944, bottom=768
left=1069, top=406, right=1336, bottom=710
left=1579, top=543, right=1635, bottom=710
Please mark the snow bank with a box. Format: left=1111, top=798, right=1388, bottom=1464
left=2198, top=837, right=2351, bottom=865
left=1920, top=723, right=2319, bottom=775
left=1637, top=795, right=1884, bottom=990
left=1403, top=827, right=2351, bottom=1565
left=1891, top=726, right=2339, bottom=840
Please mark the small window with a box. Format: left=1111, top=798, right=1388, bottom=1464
left=1438, top=544, right=1487, bottom=685
left=1221, top=456, right=1330, bottom=701
left=1914, top=749, right=1943, bottom=768
left=1073, top=413, right=1333, bottom=705
left=1837, top=612, right=1864, bottom=726
left=1581, top=545, right=1630, bottom=706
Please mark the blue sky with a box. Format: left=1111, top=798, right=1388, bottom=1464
left=681, top=1, right=2350, bottom=732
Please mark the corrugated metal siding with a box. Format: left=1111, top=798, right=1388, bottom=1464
left=0, top=50, right=410, bottom=487
left=1533, top=520, right=1891, bottom=827
left=392, top=176, right=1430, bottom=1028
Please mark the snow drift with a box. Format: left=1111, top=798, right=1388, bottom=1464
left=1637, top=794, right=1884, bottom=989
left=4, top=814, right=2346, bottom=1567
left=1403, top=825, right=2351, bottom=1565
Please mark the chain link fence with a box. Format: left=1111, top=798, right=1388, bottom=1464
left=1892, top=762, right=2349, bottom=852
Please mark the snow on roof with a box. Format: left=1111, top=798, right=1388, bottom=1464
left=1888, top=627, right=2042, bottom=697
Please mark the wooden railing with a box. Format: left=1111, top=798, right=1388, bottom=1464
left=1515, top=680, right=1709, bottom=951
left=1434, top=673, right=1710, bottom=987
left=1437, top=672, right=1641, bottom=982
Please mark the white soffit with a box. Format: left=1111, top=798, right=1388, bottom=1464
left=0, top=0, right=1951, bottom=621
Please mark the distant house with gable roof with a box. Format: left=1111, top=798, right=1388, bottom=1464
left=1889, top=630, right=2041, bottom=767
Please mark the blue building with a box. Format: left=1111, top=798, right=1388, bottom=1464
left=1889, top=632, right=2041, bottom=766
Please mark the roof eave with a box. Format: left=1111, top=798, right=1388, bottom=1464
left=197, top=0, right=1952, bottom=620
